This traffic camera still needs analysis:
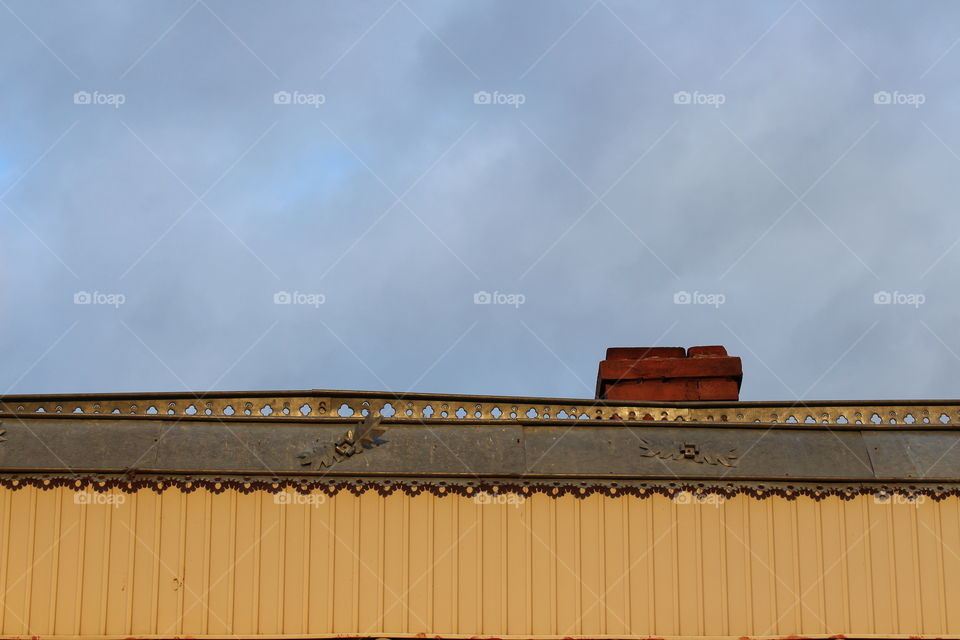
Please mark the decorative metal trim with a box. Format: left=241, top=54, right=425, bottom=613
left=0, top=473, right=956, bottom=501
left=638, top=438, right=738, bottom=467
left=297, top=415, right=387, bottom=468
left=3, top=391, right=960, bottom=426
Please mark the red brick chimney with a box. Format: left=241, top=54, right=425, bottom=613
left=596, top=346, right=742, bottom=401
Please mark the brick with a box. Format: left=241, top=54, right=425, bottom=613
left=598, top=356, right=742, bottom=382
left=604, top=379, right=699, bottom=402
left=605, top=347, right=685, bottom=360
left=687, top=345, right=728, bottom=357
left=597, top=345, right=742, bottom=401
left=697, top=377, right=741, bottom=401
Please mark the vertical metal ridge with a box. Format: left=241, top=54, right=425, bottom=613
left=149, top=491, right=160, bottom=635
left=375, top=495, right=384, bottom=635
left=743, top=498, right=753, bottom=637
left=766, top=499, right=777, bottom=635
left=885, top=500, right=899, bottom=633
left=476, top=497, right=482, bottom=635
left=694, top=499, right=704, bottom=637
left=427, top=495, right=435, bottom=634
left=500, top=500, right=508, bottom=635
left=671, top=497, right=680, bottom=635
left=910, top=501, right=923, bottom=634
left=100, top=491, right=114, bottom=635
left=549, top=495, right=557, bottom=636
left=646, top=497, right=655, bottom=635
left=861, top=497, right=876, bottom=634
left=790, top=499, right=801, bottom=633
left=622, top=497, right=632, bottom=635
left=251, top=492, right=262, bottom=634
left=598, top=495, right=607, bottom=636
left=350, top=497, right=363, bottom=629
left=23, top=488, right=37, bottom=635
left=452, top=496, right=460, bottom=635
left=838, top=498, right=850, bottom=632
left=934, top=500, right=948, bottom=634
left=525, top=495, right=532, bottom=637
left=401, top=492, right=409, bottom=633
left=175, top=491, right=187, bottom=635
left=326, top=492, right=336, bottom=632
left=718, top=497, right=729, bottom=636
left=814, top=497, right=826, bottom=634
left=278, top=494, right=288, bottom=635
left=0, top=489, right=10, bottom=634
left=574, top=496, right=582, bottom=636
left=202, top=491, right=212, bottom=635
left=954, top=500, right=960, bottom=635
left=227, top=490, right=237, bottom=634
left=73, top=500, right=87, bottom=636
left=301, top=493, right=312, bottom=635
left=123, top=491, right=137, bottom=635
left=48, top=489, right=64, bottom=634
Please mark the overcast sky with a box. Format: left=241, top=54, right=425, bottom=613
left=1, top=1, right=958, bottom=402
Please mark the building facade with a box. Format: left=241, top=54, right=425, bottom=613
left=0, top=346, right=957, bottom=639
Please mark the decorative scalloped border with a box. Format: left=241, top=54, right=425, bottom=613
left=5, top=395, right=960, bottom=426
left=0, top=474, right=956, bottom=501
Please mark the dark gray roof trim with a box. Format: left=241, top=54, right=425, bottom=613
left=1, top=415, right=960, bottom=499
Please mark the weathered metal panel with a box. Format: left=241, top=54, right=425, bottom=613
left=862, top=429, right=960, bottom=478
left=7, top=417, right=959, bottom=485
left=0, top=485, right=958, bottom=639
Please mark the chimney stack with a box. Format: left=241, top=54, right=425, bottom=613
left=596, top=346, right=742, bottom=402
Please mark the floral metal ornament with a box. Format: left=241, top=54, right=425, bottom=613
left=638, top=438, right=738, bottom=467
left=298, top=414, right=387, bottom=469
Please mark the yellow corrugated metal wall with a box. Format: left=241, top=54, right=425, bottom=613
left=0, top=485, right=957, bottom=638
